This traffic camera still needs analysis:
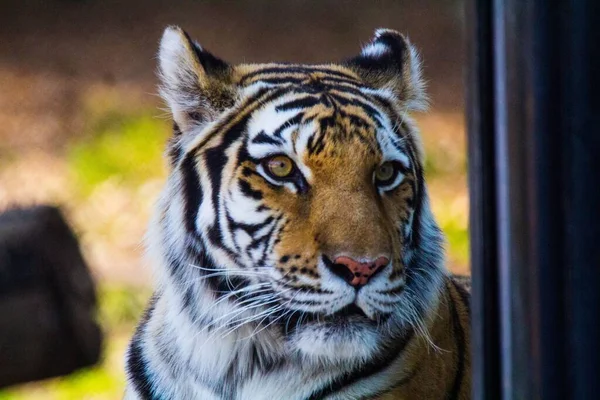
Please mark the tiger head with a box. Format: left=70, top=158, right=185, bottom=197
left=150, top=26, right=445, bottom=364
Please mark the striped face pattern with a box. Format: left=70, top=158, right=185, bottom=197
left=150, top=27, right=445, bottom=363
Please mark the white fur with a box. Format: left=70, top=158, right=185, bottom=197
left=361, top=42, right=390, bottom=58
left=158, top=27, right=204, bottom=128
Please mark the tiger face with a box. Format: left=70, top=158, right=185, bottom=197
left=152, top=26, right=445, bottom=364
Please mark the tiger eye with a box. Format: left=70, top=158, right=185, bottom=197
left=266, top=155, right=294, bottom=178
left=375, top=162, right=396, bottom=182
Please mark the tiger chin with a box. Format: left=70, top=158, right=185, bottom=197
left=125, top=25, right=471, bottom=400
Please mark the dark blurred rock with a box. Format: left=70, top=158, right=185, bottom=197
left=0, top=205, right=102, bottom=388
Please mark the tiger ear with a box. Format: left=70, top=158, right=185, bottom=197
left=345, top=29, right=427, bottom=111
left=158, top=26, right=236, bottom=131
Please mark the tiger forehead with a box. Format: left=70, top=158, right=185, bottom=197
left=306, top=105, right=381, bottom=157
left=248, top=89, right=383, bottom=158
left=236, top=64, right=411, bottom=167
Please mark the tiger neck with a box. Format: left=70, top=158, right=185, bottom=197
left=138, top=283, right=447, bottom=400
left=137, top=285, right=356, bottom=399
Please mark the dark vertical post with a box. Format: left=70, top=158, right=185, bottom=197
left=467, top=0, right=600, bottom=398
left=493, top=0, right=538, bottom=398
left=562, top=0, right=600, bottom=398
left=465, top=0, right=501, bottom=398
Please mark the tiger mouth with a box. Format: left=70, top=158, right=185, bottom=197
left=330, top=303, right=369, bottom=319
left=278, top=303, right=391, bottom=335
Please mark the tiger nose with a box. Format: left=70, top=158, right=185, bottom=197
left=328, top=256, right=390, bottom=287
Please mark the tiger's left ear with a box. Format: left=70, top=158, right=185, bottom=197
left=345, top=29, right=427, bottom=111
left=158, top=26, right=236, bottom=131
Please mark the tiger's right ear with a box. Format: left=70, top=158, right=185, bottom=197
left=345, top=29, right=427, bottom=112
left=158, top=26, right=236, bottom=131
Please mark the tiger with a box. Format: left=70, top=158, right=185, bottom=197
left=125, top=25, right=471, bottom=400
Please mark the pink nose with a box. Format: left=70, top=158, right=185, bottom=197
left=332, top=256, right=390, bottom=287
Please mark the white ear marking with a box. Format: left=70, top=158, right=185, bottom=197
left=157, top=26, right=203, bottom=128
left=361, top=43, right=389, bottom=58
left=351, top=28, right=428, bottom=112
left=158, top=26, right=203, bottom=87
left=159, top=26, right=192, bottom=80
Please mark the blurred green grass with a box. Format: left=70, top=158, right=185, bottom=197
left=68, top=113, right=168, bottom=195
left=438, top=207, right=470, bottom=266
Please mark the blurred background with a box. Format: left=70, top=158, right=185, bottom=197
left=0, top=0, right=468, bottom=398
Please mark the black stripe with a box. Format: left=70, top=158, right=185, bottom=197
left=126, top=295, right=159, bottom=400
left=337, top=109, right=375, bottom=130
left=252, top=131, right=284, bottom=145
left=180, top=153, right=203, bottom=237
left=253, top=77, right=304, bottom=85
left=216, top=275, right=252, bottom=298
left=448, top=284, right=467, bottom=400
left=368, top=93, right=397, bottom=117
left=245, top=75, right=364, bottom=89
left=405, top=160, right=424, bottom=250
left=306, top=330, right=414, bottom=400
left=327, top=83, right=389, bottom=106
left=308, top=115, right=336, bottom=154
left=328, top=92, right=384, bottom=128
left=278, top=297, right=323, bottom=306
left=228, top=214, right=273, bottom=237
left=167, top=122, right=184, bottom=165
left=274, top=282, right=332, bottom=294
left=388, top=134, right=409, bottom=158
left=238, top=179, right=263, bottom=200
left=272, top=113, right=304, bottom=138
left=275, top=96, right=322, bottom=112
left=377, top=285, right=406, bottom=296
left=239, top=66, right=359, bottom=84
left=248, top=214, right=281, bottom=251
left=207, top=221, right=235, bottom=256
